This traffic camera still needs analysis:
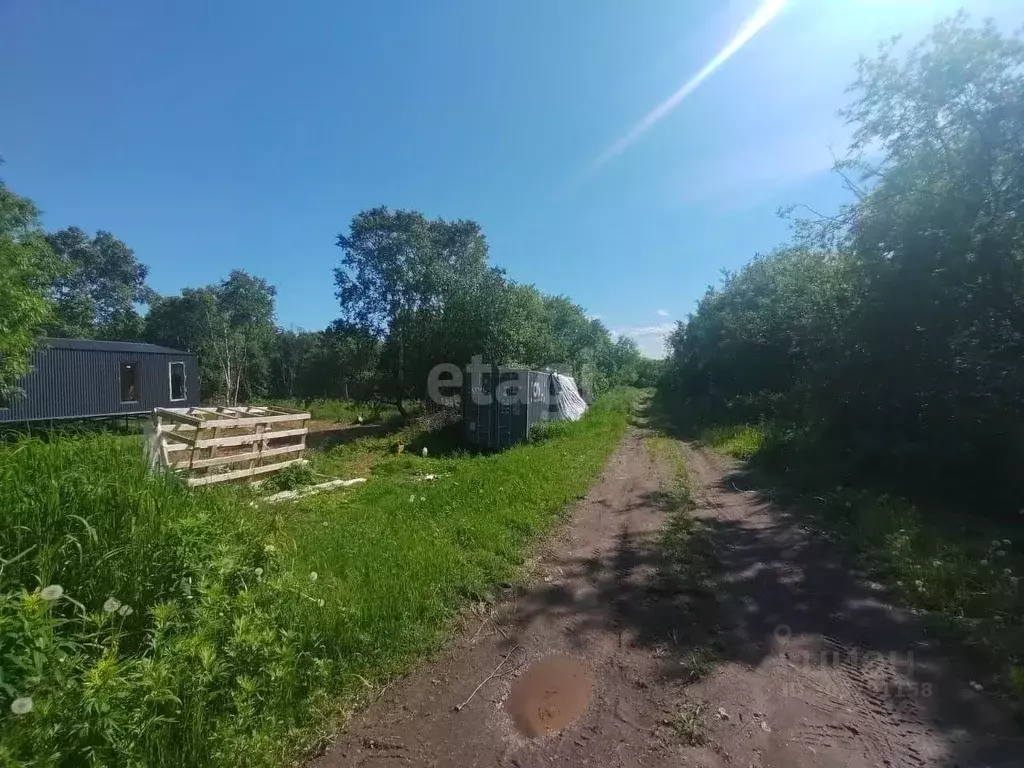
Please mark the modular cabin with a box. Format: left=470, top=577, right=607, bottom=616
left=0, top=338, right=199, bottom=423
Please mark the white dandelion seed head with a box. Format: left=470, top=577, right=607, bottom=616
left=10, top=697, right=33, bottom=716
left=103, top=597, right=122, bottom=614
left=409, top=494, right=415, bottom=503
left=317, top=599, right=325, bottom=608
left=309, top=571, right=318, bottom=582
left=996, top=550, right=1007, bottom=558
left=969, top=680, right=984, bottom=692
left=914, top=580, right=924, bottom=588
left=40, top=585, right=64, bottom=601
left=254, top=567, right=264, bottom=577
left=981, top=560, right=990, bottom=567
left=1004, top=568, right=1013, bottom=577
left=118, top=604, right=133, bottom=617
left=931, top=560, right=942, bottom=568
left=264, top=544, right=276, bottom=553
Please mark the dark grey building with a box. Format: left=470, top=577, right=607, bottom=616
left=463, top=366, right=559, bottom=449
left=0, top=338, right=199, bottom=423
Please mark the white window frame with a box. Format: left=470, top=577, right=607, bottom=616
left=168, top=361, right=187, bottom=402
left=119, top=362, right=140, bottom=404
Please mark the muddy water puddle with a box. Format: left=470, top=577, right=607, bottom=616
left=505, top=655, right=595, bottom=737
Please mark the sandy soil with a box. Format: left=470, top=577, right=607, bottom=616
left=315, top=426, right=1022, bottom=767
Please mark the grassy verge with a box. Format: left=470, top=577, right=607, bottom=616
left=646, top=435, right=719, bottom=681
left=265, top=398, right=416, bottom=424
left=0, top=389, right=639, bottom=766
left=695, top=421, right=1024, bottom=703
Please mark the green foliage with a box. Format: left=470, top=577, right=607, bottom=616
left=0, top=176, right=59, bottom=401
left=661, top=14, right=1024, bottom=508
left=145, top=272, right=277, bottom=404
left=45, top=226, right=154, bottom=340
left=0, top=391, right=638, bottom=766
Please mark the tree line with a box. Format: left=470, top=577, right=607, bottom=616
left=1, top=187, right=659, bottom=408
left=659, top=14, right=1024, bottom=509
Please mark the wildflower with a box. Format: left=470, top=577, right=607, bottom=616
left=931, top=560, right=942, bottom=568
left=40, top=585, right=64, bottom=601
left=1004, top=569, right=1013, bottom=577
left=409, top=494, right=415, bottom=503
left=254, top=567, right=264, bottom=578
left=980, top=560, right=990, bottom=567
left=969, top=680, right=984, bottom=692
left=322, top=521, right=329, bottom=527
left=103, top=597, right=122, bottom=614
left=118, top=604, right=134, bottom=617
left=914, top=580, right=924, bottom=589
left=1002, top=539, right=1011, bottom=546
left=317, top=599, right=325, bottom=608
left=264, top=544, right=276, bottom=554
left=996, top=550, right=1007, bottom=558
left=309, top=571, right=318, bottom=582
left=10, top=697, right=33, bottom=716
left=420, top=496, right=426, bottom=502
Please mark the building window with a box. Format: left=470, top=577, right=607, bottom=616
left=120, top=363, right=139, bottom=403
left=169, top=362, right=186, bottom=401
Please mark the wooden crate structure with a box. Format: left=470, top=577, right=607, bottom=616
left=151, top=405, right=311, bottom=487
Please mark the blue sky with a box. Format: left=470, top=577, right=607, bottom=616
left=3, top=0, right=1023, bottom=357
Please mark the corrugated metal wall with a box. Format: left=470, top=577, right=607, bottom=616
left=463, top=367, right=555, bottom=449
left=0, top=347, right=200, bottom=422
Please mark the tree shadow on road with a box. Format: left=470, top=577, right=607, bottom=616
left=497, top=405, right=1022, bottom=767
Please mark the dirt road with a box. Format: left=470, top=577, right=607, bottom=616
left=317, top=426, right=1021, bottom=767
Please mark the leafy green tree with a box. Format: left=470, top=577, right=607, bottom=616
left=46, top=226, right=154, bottom=339
left=0, top=176, right=60, bottom=400
left=145, top=271, right=276, bottom=404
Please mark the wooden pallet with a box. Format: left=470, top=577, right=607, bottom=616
left=150, top=405, right=311, bottom=487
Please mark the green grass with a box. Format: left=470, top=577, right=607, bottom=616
left=0, top=389, right=640, bottom=766
left=693, top=419, right=1024, bottom=704
left=697, top=423, right=766, bottom=460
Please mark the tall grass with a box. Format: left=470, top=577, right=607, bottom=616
left=0, top=389, right=639, bottom=766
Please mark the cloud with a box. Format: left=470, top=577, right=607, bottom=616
left=612, top=322, right=675, bottom=359
left=655, top=309, right=670, bottom=318
left=590, top=0, right=789, bottom=173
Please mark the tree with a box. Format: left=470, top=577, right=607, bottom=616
left=144, top=271, right=277, bottom=405
left=661, top=14, right=1024, bottom=508
left=46, top=226, right=154, bottom=339
left=0, top=176, right=60, bottom=400
left=335, top=207, right=489, bottom=411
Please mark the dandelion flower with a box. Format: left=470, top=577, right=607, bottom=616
left=118, top=604, right=133, bottom=617
left=309, top=571, right=318, bottom=582
left=10, top=697, right=33, bottom=716
left=254, top=567, right=264, bottom=578
left=103, top=597, right=122, bottom=614
left=264, top=544, right=276, bottom=554
left=40, top=585, right=64, bottom=601
left=409, top=494, right=415, bottom=503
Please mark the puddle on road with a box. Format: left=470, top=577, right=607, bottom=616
left=505, top=655, right=594, bottom=737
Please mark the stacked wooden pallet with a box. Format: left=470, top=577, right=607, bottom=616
left=150, top=405, right=311, bottom=487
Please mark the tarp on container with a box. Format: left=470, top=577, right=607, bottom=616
left=551, top=373, right=587, bottom=421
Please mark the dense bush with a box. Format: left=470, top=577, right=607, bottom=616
left=661, top=15, right=1024, bottom=510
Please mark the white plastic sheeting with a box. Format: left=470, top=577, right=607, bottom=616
left=551, top=373, right=587, bottom=421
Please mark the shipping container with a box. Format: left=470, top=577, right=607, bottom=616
left=0, top=338, right=200, bottom=423
left=462, top=366, right=560, bottom=449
